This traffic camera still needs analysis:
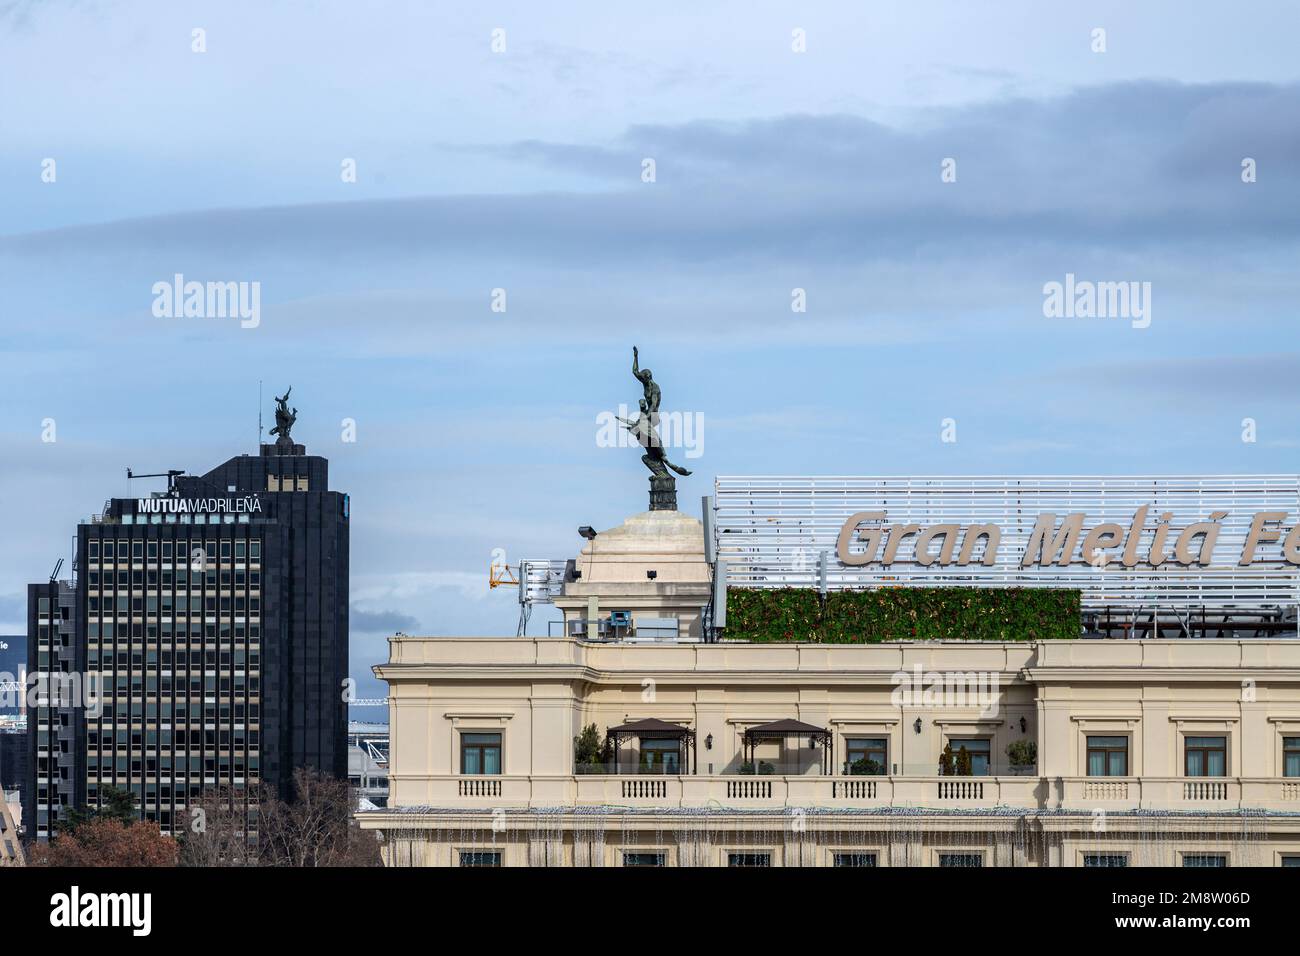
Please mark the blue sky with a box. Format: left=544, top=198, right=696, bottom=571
left=1, top=1, right=1298, bottom=697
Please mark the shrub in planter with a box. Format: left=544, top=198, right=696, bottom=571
left=849, top=757, right=886, bottom=776
left=1006, top=739, right=1037, bottom=772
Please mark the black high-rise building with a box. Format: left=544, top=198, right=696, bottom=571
left=0, top=634, right=29, bottom=816
left=26, top=436, right=348, bottom=838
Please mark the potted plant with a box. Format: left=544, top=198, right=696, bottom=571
left=1005, top=739, right=1037, bottom=775
left=938, top=743, right=955, bottom=776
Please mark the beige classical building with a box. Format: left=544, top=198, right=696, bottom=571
left=358, top=509, right=1300, bottom=867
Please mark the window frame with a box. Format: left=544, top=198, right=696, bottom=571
left=1184, top=736, right=1227, bottom=778
left=460, top=732, right=503, bottom=776
left=1086, top=735, right=1130, bottom=777
left=844, top=737, right=888, bottom=775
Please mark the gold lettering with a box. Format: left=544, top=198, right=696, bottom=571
left=836, top=511, right=887, bottom=566
left=957, top=524, right=1001, bottom=566
left=915, top=524, right=960, bottom=566
left=1022, top=513, right=1084, bottom=567
left=1239, top=511, right=1287, bottom=565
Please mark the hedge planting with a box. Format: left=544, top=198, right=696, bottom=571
left=725, top=587, right=1080, bottom=643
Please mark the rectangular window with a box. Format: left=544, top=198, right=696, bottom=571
left=947, top=738, right=991, bottom=776
left=1284, top=737, right=1300, bottom=778
left=638, top=738, right=681, bottom=774
left=1185, top=736, right=1227, bottom=777
left=1083, top=853, right=1129, bottom=868
left=461, top=733, right=502, bottom=775
left=845, top=738, right=888, bottom=775
left=1087, top=736, right=1129, bottom=777
left=1182, top=854, right=1227, bottom=868
left=458, top=850, right=501, bottom=868
left=938, top=853, right=983, bottom=868
left=833, top=852, right=877, bottom=867
left=623, top=852, right=666, bottom=867
left=1281, top=856, right=1300, bottom=868
left=727, top=852, right=771, bottom=868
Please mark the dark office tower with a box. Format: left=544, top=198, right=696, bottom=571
left=26, top=434, right=349, bottom=839
left=0, top=634, right=30, bottom=812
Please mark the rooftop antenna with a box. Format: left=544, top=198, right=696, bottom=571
left=258, top=379, right=264, bottom=447
left=127, top=468, right=186, bottom=493
left=49, top=558, right=63, bottom=583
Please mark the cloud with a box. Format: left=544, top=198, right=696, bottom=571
left=349, top=605, right=419, bottom=633
left=7, top=81, right=1299, bottom=265
left=1070, top=353, right=1300, bottom=403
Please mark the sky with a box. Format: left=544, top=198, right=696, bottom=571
left=1, top=1, right=1298, bottom=699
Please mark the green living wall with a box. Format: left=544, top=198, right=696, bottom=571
left=725, top=587, right=1080, bottom=643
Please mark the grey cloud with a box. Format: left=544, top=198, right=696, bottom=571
left=1068, top=354, right=1300, bottom=402
left=5, top=80, right=1298, bottom=270
left=350, top=606, right=420, bottom=633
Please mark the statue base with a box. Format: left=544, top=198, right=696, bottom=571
left=649, top=476, right=677, bottom=512
left=261, top=440, right=305, bottom=457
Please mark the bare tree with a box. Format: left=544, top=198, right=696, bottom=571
left=178, top=784, right=264, bottom=867
left=257, top=768, right=380, bottom=867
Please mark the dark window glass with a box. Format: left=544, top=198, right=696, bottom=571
left=845, top=738, right=887, bottom=775
left=623, top=852, right=666, bottom=867
left=1185, top=737, right=1227, bottom=777
left=458, top=851, right=501, bottom=868
left=727, top=852, right=771, bottom=868
left=461, top=733, right=502, bottom=775
left=1083, top=854, right=1128, bottom=868
left=939, top=853, right=983, bottom=868
left=833, top=852, right=877, bottom=867
left=1183, top=854, right=1227, bottom=868
left=1087, top=736, right=1129, bottom=776
left=946, top=739, right=991, bottom=776
left=638, top=738, right=680, bottom=774
left=1284, top=738, right=1300, bottom=778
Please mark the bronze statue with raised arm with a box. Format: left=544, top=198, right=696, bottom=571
left=626, top=347, right=690, bottom=511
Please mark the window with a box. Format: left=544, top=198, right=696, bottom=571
left=1284, top=738, right=1300, bottom=778
left=1083, top=854, right=1129, bottom=868
left=1087, top=736, right=1129, bottom=776
left=1182, top=854, right=1227, bottom=868
left=623, top=852, right=666, bottom=867
left=461, top=733, right=502, bottom=775
left=638, top=738, right=681, bottom=774
left=459, top=850, right=501, bottom=868
left=938, top=853, right=983, bottom=868
left=946, top=738, right=991, bottom=776
left=845, top=738, right=888, bottom=775
left=833, top=852, right=877, bottom=867
left=1185, top=736, right=1227, bottom=777
left=727, top=852, right=771, bottom=868
left=1281, top=856, right=1300, bottom=868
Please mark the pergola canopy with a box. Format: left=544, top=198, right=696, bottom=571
left=742, top=719, right=833, bottom=774
left=607, top=718, right=697, bottom=774
left=743, top=719, right=831, bottom=741
left=608, top=717, right=694, bottom=739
